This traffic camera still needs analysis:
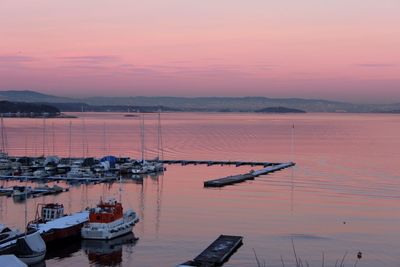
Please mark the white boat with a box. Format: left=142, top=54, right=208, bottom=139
left=0, top=225, right=46, bottom=265
left=0, top=186, right=13, bottom=196
left=81, top=199, right=139, bottom=240
left=67, top=167, right=94, bottom=178
left=12, top=186, right=32, bottom=201
left=33, top=169, right=49, bottom=178
left=27, top=203, right=89, bottom=244
left=0, top=158, right=11, bottom=170
left=32, top=184, right=67, bottom=195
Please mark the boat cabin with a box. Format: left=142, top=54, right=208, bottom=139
left=89, top=199, right=123, bottom=223
left=40, top=203, right=64, bottom=222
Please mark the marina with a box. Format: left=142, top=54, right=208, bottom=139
left=0, top=156, right=295, bottom=188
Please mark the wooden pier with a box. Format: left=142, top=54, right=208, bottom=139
left=147, top=159, right=276, bottom=167
left=177, top=235, right=243, bottom=267
left=204, top=162, right=295, bottom=187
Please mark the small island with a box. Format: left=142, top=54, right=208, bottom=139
left=254, top=106, right=306, bottom=113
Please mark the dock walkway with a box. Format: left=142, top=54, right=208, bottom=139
left=204, top=162, right=295, bottom=187
left=147, top=159, right=275, bottom=167
left=178, top=235, right=243, bottom=267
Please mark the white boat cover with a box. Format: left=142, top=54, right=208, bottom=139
left=0, top=255, right=28, bottom=267
left=34, top=210, right=89, bottom=232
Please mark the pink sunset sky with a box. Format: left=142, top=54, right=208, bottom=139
left=0, top=0, right=399, bottom=103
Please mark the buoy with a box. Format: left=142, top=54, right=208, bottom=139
left=357, top=251, right=362, bottom=259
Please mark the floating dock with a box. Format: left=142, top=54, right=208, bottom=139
left=204, top=162, right=295, bottom=187
left=178, top=235, right=243, bottom=267
left=147, top=159, right=275, bottom=167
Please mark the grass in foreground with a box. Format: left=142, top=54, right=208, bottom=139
left=253, top=239, right=362, bottom=267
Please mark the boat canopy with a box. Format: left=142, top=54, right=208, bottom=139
left=100, top=156, right=117, bottom=168
left=44, top=156, right=60, bottom=165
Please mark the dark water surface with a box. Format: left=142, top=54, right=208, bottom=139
left=1, top=112, right=399, bottom=266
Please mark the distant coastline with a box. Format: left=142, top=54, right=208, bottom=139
left=0, top=90, right=399, bottom=114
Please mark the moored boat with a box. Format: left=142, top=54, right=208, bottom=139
left=27, top=203, right=89, bottom=244
left=81, top=199, right=139, bottom=240
left=12, top=186, right=32, bottom=201
left=0, top=225, right=46, bottom=265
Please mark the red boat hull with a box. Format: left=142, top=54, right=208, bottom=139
left=41, top=222, right=85, bottom=244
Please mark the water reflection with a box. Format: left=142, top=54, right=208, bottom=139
left=31, top=261, right=47, bottom=267
left=45, top=239, right=81, bottom=260
left=1, top=113, right=399, bottom=266
left=82, top=233, right=138, bottom=266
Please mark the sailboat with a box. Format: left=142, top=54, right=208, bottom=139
left=132, top=114, right=152, bottom=175
left=0, top=116, right=11, bottom=171
left=153, top=111, right=165, bottom=172
left=131, top=113, right=165, bottom=175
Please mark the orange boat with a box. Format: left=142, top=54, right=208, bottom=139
left=81, top=199, right=139, bottom=240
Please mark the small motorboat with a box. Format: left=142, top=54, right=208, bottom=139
left=81, top=198, right=139, bottom=240
left=27, top=203, right=89, bottom=245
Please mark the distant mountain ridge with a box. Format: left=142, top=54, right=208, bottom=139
left=0, top=90, right=399, bottom=113
left=0, top=90, right=76, bottom=103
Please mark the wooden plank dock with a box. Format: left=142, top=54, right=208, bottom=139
left=147, top=159, right=275, bottom=167
left=204, top=162, right=295, bottom=187
left=177, top=235, right=243, bottom=267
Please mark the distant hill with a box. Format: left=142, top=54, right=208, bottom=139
left=255, top=107, right=306, bottom=113
left=0, top=90, right=76, bottom=103
left=81, top=96, right=371, bottom=112
left=1, top=90, right=400, bottom=113
left=51, top=102, right=182, bottom=112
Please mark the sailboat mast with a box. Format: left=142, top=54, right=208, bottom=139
left=157, top=112, right=164, bottom=161
left=291, top=123, right=295, bottom=163
left=42, top=117, right=46, bottom=156
left=52, top=122, right=55, bottom=155
left=0, top=116, right=6, bottom=153
left=81, top=118, right=85, bottom=158
left=69, top=121, right=72, bottom=163
left=140, top=114, right=145, bottom=161
left=103, top=122, right=107, bottom=156
left=24, top=177, right=28, bottom=237
left=119, top=174, right=122, bottom=203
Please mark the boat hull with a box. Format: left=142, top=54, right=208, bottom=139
left=0, top=230, right=46, bottom=265
left=81, top=213, right=139, bottom=240
left=17, top=250, right=46, bottom=265
left=40, top=222, right=85, bottom=244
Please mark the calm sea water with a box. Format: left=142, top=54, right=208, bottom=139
left=1, top=112, right=399, bottom=267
